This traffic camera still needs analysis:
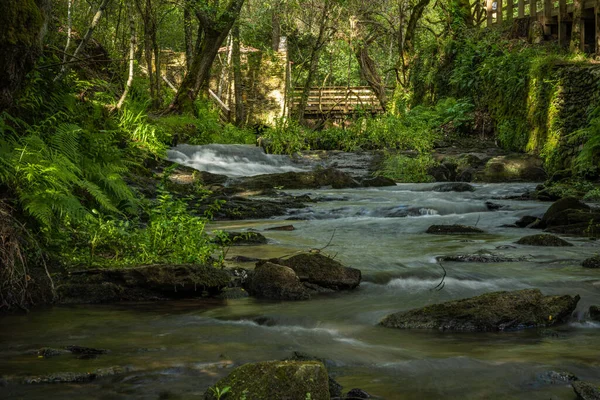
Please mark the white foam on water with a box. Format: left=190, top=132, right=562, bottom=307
left=167, top=144, right=307, bottom=177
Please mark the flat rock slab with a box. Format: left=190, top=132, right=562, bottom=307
left=437, top=254, right=527, bottom=263
left=232, top=167, right=360, bottom=191
left=380, top=289, right=580, bottom=332
left=516, top=234, right=573, bottom=247
left=572, top=381, right=600, bottom=400
left=432, top=183, right=475, bottom=192
left=204, top=361, right=330, bottom=400
left=426, top=225, right=484, bottom=235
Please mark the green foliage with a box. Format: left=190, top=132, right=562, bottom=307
left=210, top=386, right=232, bottom=400
left=63, top=178, right=225, bottom=268
left=572, top=106, right=600, bottom=176
left=376, top=153, right=436, bottom=183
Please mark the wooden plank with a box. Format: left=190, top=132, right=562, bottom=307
left=507, top=0, right=514, bottom=20
left=518, top=0, right=525, bottom=17
left=487, top=0, right=494, bottom=25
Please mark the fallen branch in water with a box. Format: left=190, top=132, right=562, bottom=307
left=433, top=261, right=447, bottom=291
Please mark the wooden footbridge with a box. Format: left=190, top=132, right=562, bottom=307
left=292, top=86, right=384, bottom=119
left=484, top=0, right=600, bottom=52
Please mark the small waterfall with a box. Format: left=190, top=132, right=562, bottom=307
left=167, top=144, right=307, bottom=177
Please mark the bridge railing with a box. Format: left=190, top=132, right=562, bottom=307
left=292, top=86, right=384, bottom=117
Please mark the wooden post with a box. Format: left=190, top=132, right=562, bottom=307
left=518, top=0, right=525, bottom=18
left=529, top=0, right=537, bottom=19
left=596, top=2, right=600, bottom=56
left=580, top=20, right=586, bottom=52
left=543, top=0, right=552, bottom=34
left=498, top=0, right=504, bottom=23
left=558, top=0, right=567, bottom=46
left=487, top=0, right=494, bottom=26
left=507, top=0, right=514, bottom=21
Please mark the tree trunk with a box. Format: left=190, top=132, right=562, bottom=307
left=272, top=0, right=282, bottom=51
left=184, top=0, right=194, bottom=70
left=570, top=0, right=583, bottom=52
left=355, top=46, right=387, bottom=111
left=232, top=22, right=244, bottom=126
left=117, top=2, right=136, bottom=110
left=54, top=0, right=111, bottom=82
left=296, top=1, right=330, bottom=121
left=0, top=0, right=50, bottom=111
left=168, top=0, right=245, bottom=114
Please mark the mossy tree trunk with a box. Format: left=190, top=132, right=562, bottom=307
left=169, top=0, right=245, bottom=115
left=0, top=0, right=50, bottom=112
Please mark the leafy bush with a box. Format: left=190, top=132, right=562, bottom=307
left=376, top=153, right=436, bottom=183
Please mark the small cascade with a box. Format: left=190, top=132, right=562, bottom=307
left=167, top=144, right=307, bottom=177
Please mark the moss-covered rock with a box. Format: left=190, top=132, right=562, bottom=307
left=476, top=154, right=546, bottom=182
left=204, top=361, right=330, bottom=400
left=582, top=255, right=600, bottom=269
left=269, top=253, right=361, bottom=291
left=213, top=231, right=268, bottom=246
left=426, top=225, right=484, bottom=234
left=380, top=289, right=580, bottom=332
left=543, top=209, right=600, bottom=238
left=57, top=264, right=231, bottom=304
left=246, top=262, right=310, bottom=301
left=233, top=167, right=360, bottom=191
left=542, top=197, right=590, bottom=224
left=572, top=381, right=600, bottom=400
left=515, top=234, right=572, bottom=247
left=515, top=215, right=541, bottom=228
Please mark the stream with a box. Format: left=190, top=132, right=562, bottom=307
left=1, top=145, right=599, bottom=399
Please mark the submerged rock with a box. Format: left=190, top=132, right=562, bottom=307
left=265, top=224, right=296, bottom=231
left=536, top=370, right=579, bottom=385
left=437, top=254, right=527, bottom=263
left=515, top=215, right=541, bottom=228
left=271, top=253, right=361, bottom=291
left=213, top=231, right=268, bottom=246
left=17, top=366, right=132, bottom=385
left=233, top=167, right=360, bottom=191
left=345, top=388, right=371, bottom=399
left=246, top=262, right=310, bottom=301
left=58, top=264, right=231, bottom=304
left=426, top=225, right=484, bottom=235
left=432, top=182, right=475, bottom=192
left=204, top=361, right=330, bottom=400
left=572, top=381, right=600, bottom=400
left=589, top=306, right=600, bottom=321
left=380, top=289, right=580, bottom=332
left=582, top=255, right=600, bottom=269
left=515, top=234, right=573, bottom=247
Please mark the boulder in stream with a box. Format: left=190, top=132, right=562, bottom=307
left=204, top=361, right=330, bottom=400
left=426, top=225, right=484, bottom=235
left=58, top=264, right=231, bottom=304
left=270, top=253, right=361, bottom=291
left=515, top=215, right=541, bottom=228
left=537, top=197, right=600, bottom=237
left=361, top=176, right=396, bottom=187
left=572, top=381, right=600, bottom=400
left=582, top=255, right=600, bottom=269
left=246, top=262, right=310, bottom=301
left=515, top=234, right=572, bottom=247
left=380, top=289, right=580, bottom=332
left=589, top=306, right=600, bottom=321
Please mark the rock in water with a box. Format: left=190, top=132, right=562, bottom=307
left=432, top=182, right=475, bottom=192
left=589, top=306, right=600, bottom=321
left=204, top=361, right=330, bottom=400
left=380, top=289, right=580, bottom=332
left=515, top=215, right=541, bottom=228
left=515, top=234, right=572, bottom=247
left=246, top=262, right=310, bottom=301
left=269, top=253, right=361, bottom=290
left=426, top=225, right=484, bottom=235
left=362, top=176, right=396, bottom=187
left=572, top=381, right=600, bottom=400
left=213, top=231, right=268, bottom=246
left=582, top=255, right=600, bottom=269
left=233, top=167, right=360, bottom=191
left=542, top=197, right=590, bottom=225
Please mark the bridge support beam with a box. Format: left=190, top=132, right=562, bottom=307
left=558, top=0, right=568, bottom=47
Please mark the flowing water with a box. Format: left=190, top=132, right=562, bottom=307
left=2, top=145, right=599, bottom=399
